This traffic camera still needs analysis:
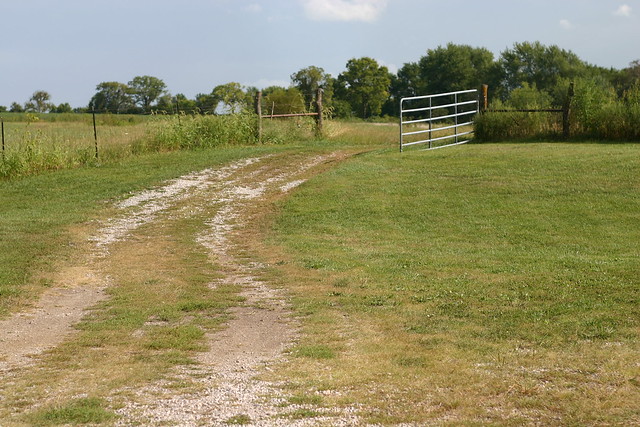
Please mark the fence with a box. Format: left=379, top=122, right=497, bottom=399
left=480, top=83, right=575, bottom=138
left=1, top=112, right=102, bottom=160
left=254, top=88, right=324, bottom=143
left=400, top=89, right=478, bottom=152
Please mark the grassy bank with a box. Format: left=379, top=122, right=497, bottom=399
left=266, top=142, right=640, bottom=424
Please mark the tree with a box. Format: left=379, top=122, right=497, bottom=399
left=10, top=102, right=25, bottom=113
left=262, top=86, right=306, bottom=115
left=89, top=82, right=134, bottom=113
left=291, top=66, right=334, bottom=110
left=128, top=75, right=167, bottom=112
left=614, top=60, right=640, bottom=95
left=498, top=41, right=588, bottom=101
left=194, top=93, right=217, bottom=114
left=52, top=103, right=73, bottom=113
left=174, top=94, right=197, bottom=113
left=391, top=62, right=421, bottom=99
left=154, top=94, right=174, bottom=113
left=25, top=90, right=53, bottom=113
left=417, top=44, right=497, bottom=96
left=0, top=105, right=7, bottom=113
left=384, top=62, right=421, bottom=116
left=211, top=82, right=248, bottom=113
left=335, top=57, right=392, bottom=118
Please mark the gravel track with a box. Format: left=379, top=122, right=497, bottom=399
left=0, top=152, right=361, bottom=426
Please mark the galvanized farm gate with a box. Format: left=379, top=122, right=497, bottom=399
left=399, top=89, right=479, bottom=152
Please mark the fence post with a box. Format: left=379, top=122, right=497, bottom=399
left=255, top=91, right=263, bottom=143
left=315, top=88, right=324, bottom=137
left=1, top=117, right=5, bottom=161
left=92, top=111, right=98, bottom=160
left=563, top=82, right=574, bottom=139
left=481, top=84, right=489, bottom=112
left=454, top=93, right=459, bottom=144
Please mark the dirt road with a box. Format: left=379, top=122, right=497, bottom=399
left=0, top=151, right=360, bottom=426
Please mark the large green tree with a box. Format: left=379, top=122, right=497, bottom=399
left=335, top=57, right=392, bottom=118
left=89, top=82, right=134, bottom=113
left=417, top=43, right=497, bottom=95
left=291, top=65, right=334, bottom=110
left=194, top=93, right=217, bottom=114
left=211, top=82, right=248, bottom=113
left=128, top=75, right=167, bottom=112
left=498, top=42, right=589, bottom=100
left=10, top=102, right=24, bottom=113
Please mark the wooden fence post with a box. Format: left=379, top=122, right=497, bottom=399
left=315, top=88, right=323, bottom=137
left=92, top=111, right=98, bottom=160
left=481, top=84, right=489, bottom=112
left=1, top=117, right=5, bottom=160
left=563, top=82, right=574, bottom=139
left=255, top=91, right=262, bottom=143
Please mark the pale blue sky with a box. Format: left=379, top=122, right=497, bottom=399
left=1, top=0, right=638, bottom=108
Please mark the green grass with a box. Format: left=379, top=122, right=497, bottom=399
left=27, top=397, right=116, bottom=425
left=268, top=142, right=640, bottom=424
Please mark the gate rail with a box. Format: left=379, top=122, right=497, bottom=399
left=400, top=89, right=478, bottom=152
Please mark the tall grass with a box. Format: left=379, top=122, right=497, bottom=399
left=476, top=81, right=640, bottom=141
left=0, top=121, right=148, bottom=178
left=0, top=113, right=329, bottom=179
left=145, top=113, right=259, bottom=150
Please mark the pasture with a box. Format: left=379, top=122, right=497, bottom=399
left=265, top=142, right=639, bottom=424
left=0, top=118, right=638, bottom=424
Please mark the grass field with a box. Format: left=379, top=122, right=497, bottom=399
left=0, top=119, right=638, bottom=424
left=264, top=142, right=640, bottom=424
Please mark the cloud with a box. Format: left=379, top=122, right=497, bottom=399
left=613, top=4, right=632, bottom=17
left=559, top=19, right=574, bottom=30
left=302, top=0, right=388, bottom=22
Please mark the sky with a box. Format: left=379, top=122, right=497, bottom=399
left=1, top=0, right=639, bottom=108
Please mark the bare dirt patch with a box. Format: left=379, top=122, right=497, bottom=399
left=0, top=267, right=107, bottom=368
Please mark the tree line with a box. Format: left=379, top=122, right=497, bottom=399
left=2, top=41, right=638, bottom=118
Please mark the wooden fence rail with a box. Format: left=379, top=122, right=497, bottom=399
left=255, top=88, right=324, bottom=143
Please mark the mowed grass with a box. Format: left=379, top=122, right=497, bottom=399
left=267, top=142, right=640, bottom=424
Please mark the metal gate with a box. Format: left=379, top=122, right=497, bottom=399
left=399, top=89, right=478, bottom=152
